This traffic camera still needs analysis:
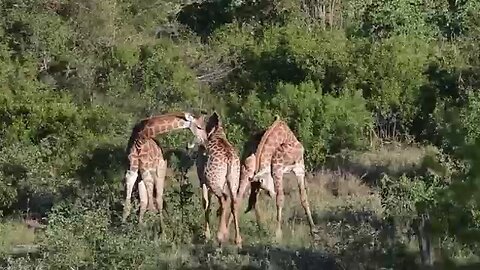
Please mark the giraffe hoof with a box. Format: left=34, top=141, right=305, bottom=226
left=235, top=237, right=243, bottom=249
left=216, top=231, right=226, bottom=244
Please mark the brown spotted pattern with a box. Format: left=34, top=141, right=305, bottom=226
left=197, top=112, right=243, bottom=248
left=122, top=111, right=207, bottom=227
left=240, top=118, right=316, bottom=240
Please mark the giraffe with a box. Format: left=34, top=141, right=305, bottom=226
left=122, top=111, right=207, bottom=226
left=122, top=138, right=165, bottom=225
left=195, top=111, right=243, bottom=248
left=237, top=117, right=316, bottom=240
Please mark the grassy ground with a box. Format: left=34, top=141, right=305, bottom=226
left=0, top=144, right=462, bottom=269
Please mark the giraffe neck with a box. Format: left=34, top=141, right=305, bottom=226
left=207, top=126, right=235, bottom=158
left=128, top=112, right=191, bottom=151
left=208, top=126, right=227, bottom=142
left=141, top=113, right=190, bottom=137
left=254, top=120, right=285, bottom=173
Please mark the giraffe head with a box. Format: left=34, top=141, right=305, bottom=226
left=187, top=111, right=222, bottom=149
left=205, top=111, right=222, bottom=138
left=253, top=168, right=276, bottom=198
left=184, top=111, right=208, bottom=148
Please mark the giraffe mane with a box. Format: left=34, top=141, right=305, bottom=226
left=126, top=111, right=193, bottom=154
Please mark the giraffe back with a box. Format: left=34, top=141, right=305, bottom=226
left=203, top=113, right=241, bottom=197
left=127, top=138, right=163, bottom=172
left=255, top=119, right=299, bottom=173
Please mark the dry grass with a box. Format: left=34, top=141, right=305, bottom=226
left=0, top=220, right=36, bottom=255
left=325, top=143, right=438, bottom=186
left=135, top=143, right=436, bottom=269
left=2, top=144, right=437, bottom=269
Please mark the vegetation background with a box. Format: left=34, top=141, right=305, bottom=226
left=1, top=0, right=480, bottom=269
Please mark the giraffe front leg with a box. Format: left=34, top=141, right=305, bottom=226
left=272, top=170, right=285, bottom=241
left=293, top=162, right=316, bottom=237
left=202, top=184, right=212, bottom=241
left=122, top=170, right=138, bottom=223
left=248, top=181, right=264, bottom=230
left=155, top=159, right=167, bottom=231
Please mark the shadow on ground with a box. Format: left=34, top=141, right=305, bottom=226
left=183, top=243, right=341, bottom=270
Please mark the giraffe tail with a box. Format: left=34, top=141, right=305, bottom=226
left=226, top=158, right=240, bottom=198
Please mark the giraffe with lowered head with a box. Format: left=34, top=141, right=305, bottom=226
left=237, top=116, right=316, bottom=240
left=122, top=111, right=207, bottom=226
left=195, top=111, right=243, bottom=248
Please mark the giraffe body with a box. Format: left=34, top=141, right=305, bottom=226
left=239, top=118, right=316, bottom=240
left=122, top=112, right=207, bottom=226
left=197, top=112, right=243, bottom=247
left=122, top=139, right=167, bottom=225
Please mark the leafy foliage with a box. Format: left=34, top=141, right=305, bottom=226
left=1, top=0, right=480, bottom=268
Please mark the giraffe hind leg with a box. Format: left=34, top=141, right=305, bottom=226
left=154, top=159, right=167, bottom=231
left=138, top=180, right=148, bottom=225
left=226, top=161, right=242, bottom=248
left=216, top=195, right=230, bottom=246
left=141, top=170, right=157, bottom=212
left=122, top=169, right=138, bottom=223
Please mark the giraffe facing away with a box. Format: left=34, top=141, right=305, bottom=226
left=238, top=117, right=316, bottom=240
left=195, top=111, right=243, bottom=248
left=122, top=112, right=207, bottom=226
left=122, top=138, right=164, bottom=225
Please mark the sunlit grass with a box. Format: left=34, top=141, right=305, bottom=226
left=0, top=219, right=36, bottom=255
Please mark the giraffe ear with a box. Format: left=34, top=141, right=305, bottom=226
left=206, top=111, right=220, bottom=135
left=184, top=112, right=194, bottom=122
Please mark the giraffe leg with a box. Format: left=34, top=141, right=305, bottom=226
left=271, top=148, right=286, bottom=240
left=138, top=180, right=148, bottom=225
left=155, top=159, right=167, bottom=231
left=245, top=181, right=264, bottom=230
left=122, top=170, right=138, bottom=223
left=227, top=161, right=242, bottom=248
left=141, top=170, right=156, bottom=213
left=230, top=193, right=242, bottom=247
left=224, top=192, right=242, bottom=247
left=216, top=195, right=229, bottom=245
left=202, top=184, right=212, bottom=240
left=293, top=161, right=315, bottom=236
left=272, top=169, right=285, bottom=241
